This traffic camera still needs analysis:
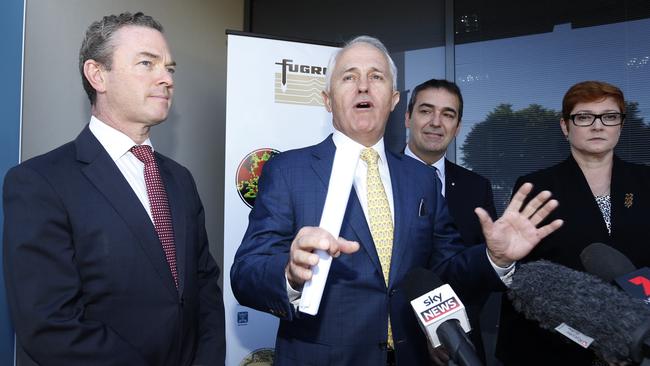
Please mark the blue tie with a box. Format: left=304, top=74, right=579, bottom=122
left=431, top=165, right=443, bottom=196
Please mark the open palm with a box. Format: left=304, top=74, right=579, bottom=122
left=475, top=183, right=564, bottom=267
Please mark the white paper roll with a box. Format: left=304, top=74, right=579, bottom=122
left=299, top=144, right=360, bottom=315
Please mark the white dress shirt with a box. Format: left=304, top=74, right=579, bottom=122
left=88, top=116, right=154, bottom=223
left=332, top=130, right=395, bottom=222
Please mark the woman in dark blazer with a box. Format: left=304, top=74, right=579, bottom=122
left=498, top=80, right=650, bottom=366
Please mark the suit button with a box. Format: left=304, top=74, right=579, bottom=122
left=389, top=289, right=397, bottom=297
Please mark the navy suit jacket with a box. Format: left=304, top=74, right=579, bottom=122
left=231, top=136, right=503, bottom=366
left=497, top=154, right=650, bottom=366
left=2, top=126, right=225, bottom=366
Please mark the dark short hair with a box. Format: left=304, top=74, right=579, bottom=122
left=406, top=78, right=464, bottom=121
left=561, top=81, right=625, bottom=120
left=79, top=12, right=163, bottom=104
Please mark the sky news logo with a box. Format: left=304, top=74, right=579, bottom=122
left=419, top=297, right=459, bottom=323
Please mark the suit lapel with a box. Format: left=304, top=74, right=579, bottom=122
left=76, top=127, right=178, bottom=298
left=386, top=151, right=415, bottom=287
left=311, top=135, right=336, bottom=189
left=444, top=159, right=456, bottom=201
left=560, top=157, right=609, bottom=238
left=610, top=156, right=633, bottom=237
left=311, top=136, right=383, bottom=278
left=345, top=190, right=382, bottom=276
left=158, top=156, right=187, bottom=296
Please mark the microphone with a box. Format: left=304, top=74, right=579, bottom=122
left=581, top=242, right=650, bottom=305
left=403, top=268, right=482, bottom=366
left=509, top=260, right=650, bottom=364
left=580, top=242, right=636, bottom=282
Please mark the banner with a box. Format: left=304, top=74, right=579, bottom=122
left=223, top=33, right=340, bottom=365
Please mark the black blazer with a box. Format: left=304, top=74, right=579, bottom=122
left=445, top=159, right=497, bottom=245
left=497, top=154, right=650, bottom=365
left=3, top=126, right=226, bottom=366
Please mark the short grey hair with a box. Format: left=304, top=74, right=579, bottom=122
left=325, top=35, right=398, bottom=92
left=79, top=12, right=163, bottom=105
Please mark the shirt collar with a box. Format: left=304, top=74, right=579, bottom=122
left=404, top=144, right=446, bottom=178
left=332, top=130, right=387, bottom=165
left=432, top=155, right=446, bottom=178
left=89, top=116, right=153, bottom=162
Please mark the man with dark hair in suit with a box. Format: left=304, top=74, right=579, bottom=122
left=3, top=12, right=225, bottom=365
left=405, top=78, right=496, bottom=245
left=404, top=78, right=499, bottom=364
left=231, top=36, right=562, bottom=366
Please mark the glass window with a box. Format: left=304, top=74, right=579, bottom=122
left=455, top=17, right=650, bottom=213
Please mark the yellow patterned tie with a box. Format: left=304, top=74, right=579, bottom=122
left=360, top=147, right=394, bottom=348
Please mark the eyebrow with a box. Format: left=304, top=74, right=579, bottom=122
left=341, top=66, right=384, bottom=74
left=573, top=109, right=619, bottom=114
left=418, top=102, right=457, bottom=114
left=138, top=51, right=177, bottom=67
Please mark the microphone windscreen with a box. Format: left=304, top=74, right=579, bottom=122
left=509, top=260, right=650, bottom=363
left=580, top=242, right=636, bottom=282
left=402, top=267, right=444, bottom=301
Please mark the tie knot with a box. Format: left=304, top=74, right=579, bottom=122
left=360, top=148, right=379, bottom=166
left=131, top=145, right=155, bottom=164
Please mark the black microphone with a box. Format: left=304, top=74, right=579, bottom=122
left=509, top=260, right=650, bottom=364
left=581, top=242, right=650, bottom=305
left=580, top=242, right=636, bottom=282
left=403, top=268, right=483, bottom=366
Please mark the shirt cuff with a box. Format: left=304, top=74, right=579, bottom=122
left=286, top=275, right=302, bottom=307
left=486, top=248, right=516, bottom=286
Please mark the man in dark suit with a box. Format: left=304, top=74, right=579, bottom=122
left=2, top=12, right=225, bottom=366
left=404, top=78, right=496, bottom=245
left=404, top=79, right=499, bottom=364
left=231, top=36, right=562, bottom=366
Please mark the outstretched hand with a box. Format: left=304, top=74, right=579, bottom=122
left=475, top=183, right=563, bottom=267
left=285, top=226, right=360, bottom=290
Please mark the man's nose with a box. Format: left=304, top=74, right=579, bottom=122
left=358, top=77, right=368, bottom=92
left=158, top=67, right=174, bottom=87
left=429, top=111, right=442, bottom=126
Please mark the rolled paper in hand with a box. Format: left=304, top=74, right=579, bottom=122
left=299, top=144, right=360, bottom=315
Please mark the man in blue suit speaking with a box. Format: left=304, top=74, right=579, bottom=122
left=230, top=36, right=562, bottom=366
left=3, top=12, right=225, bottom=366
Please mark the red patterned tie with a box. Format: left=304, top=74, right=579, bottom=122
left=131, top=145, right=178, bottom=288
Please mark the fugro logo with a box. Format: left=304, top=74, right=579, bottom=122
left=274, top=58, right=327, bottom=106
